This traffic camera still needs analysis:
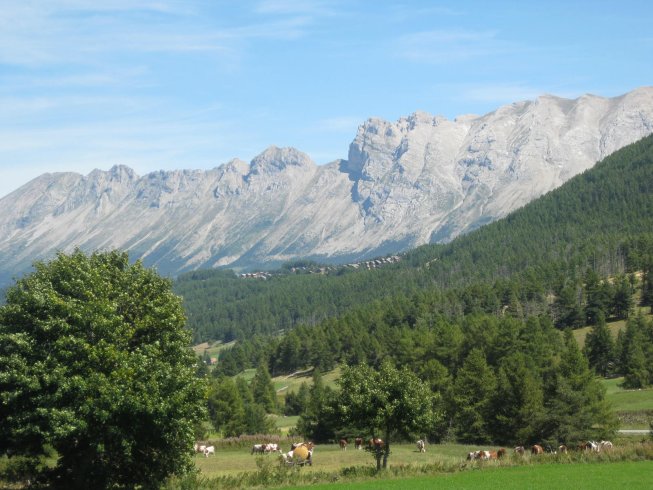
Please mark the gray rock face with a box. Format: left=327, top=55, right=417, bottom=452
left=1, top=88, right=653, bottom=285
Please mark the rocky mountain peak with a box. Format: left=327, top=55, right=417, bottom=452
left=249, top=146, right=315, bottom=175
left=1, top=88, right=653, bottom=288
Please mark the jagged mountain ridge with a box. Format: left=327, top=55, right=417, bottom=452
left=1, top=87, right=653, bottom=286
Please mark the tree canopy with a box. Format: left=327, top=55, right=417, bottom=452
left=335, top=362, right=442, bottom=470
left=0, top=250, right=206, bottom=489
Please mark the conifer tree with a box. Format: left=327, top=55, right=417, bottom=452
left=251, top=362, right=278, bottom=413
left=545, top=330, right=617, bottom=442
left=452, top=348, right=496, bottom=443
left=584, top=312, right=615, bottom=377
left=207, top=376, right=246, bottom=436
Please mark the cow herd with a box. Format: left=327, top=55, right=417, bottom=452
left=473, top=440, right=614, bottom=460
left=193, top=438, right=614, bottom=465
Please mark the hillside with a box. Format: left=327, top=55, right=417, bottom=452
left=177, top=133, right=653, bottom=342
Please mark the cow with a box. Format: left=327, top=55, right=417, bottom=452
left=531, top=444, right=544, bottom=455
left=466, top=451, right=478, bottom=460
left=203, top=446, right=215, bottom=457
left=251, top=444, right=266, bottom=454
left=558, top=444, right=568, bottom=454
left=339, top=438, right=348, bottom=450
left=599, top=440, right=613, bottom=450
left=416, top=439, right=426, bottom=453
left=514, top=445, right=525, bottom=455
left=265, top=443, right=281, bottom=453
left=496, top=448, right=507, bottom=458
left=477, top=450, right=491, bottom=460
left=355, top=437, right=364, bottom=450
left=282, top=443, right=314, bottom=466
left=581, top=441, right=600, bottom=452
left=368, top=438, right=384, bottom=450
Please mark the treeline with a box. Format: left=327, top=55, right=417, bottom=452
left=214, top=265, right=652, bottom=377
left=176, top=133, right=653, bottom=343
left=206, top=311, right=618, bottom=446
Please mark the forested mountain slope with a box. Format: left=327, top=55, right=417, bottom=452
left=176, top=134, right=653, bottom=342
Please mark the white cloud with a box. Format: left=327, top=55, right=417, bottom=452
left=395, top=29, right=514, bottom=64
left=314, top=116, right=361, bottom=132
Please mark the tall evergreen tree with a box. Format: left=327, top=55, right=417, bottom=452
left=583, top=312, right=615, bottom=377
left=207, top=376, right=246, bottom=436
left=545, top=330, right=617, bottom=442
left=490, top=352, right=545, bottom=444
left=620, top=316, right=652, bottom=388
left=612, top=275, right=634, bottom=319
left=251, top=362, right=278, bottom=413
left=452, top=348, right=496, bottom=443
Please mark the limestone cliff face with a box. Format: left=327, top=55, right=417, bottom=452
left=1, top=88, right=652, bottom=285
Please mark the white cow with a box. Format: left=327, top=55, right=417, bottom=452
left=204, top=446, right=215, bottom=457
left=416, top=440, right=426, bottom=453
left=265, top=443, right=281, bottom=453
left=599, top=440, right=613, bottom=450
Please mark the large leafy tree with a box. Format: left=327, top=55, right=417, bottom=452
left=0, top=250, right=206, bottom=489
left=336, top=362, right=442, bottom=471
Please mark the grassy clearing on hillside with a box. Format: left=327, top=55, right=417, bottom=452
left=573, top=319, right=627, bottom=347
left=603, top=377, right=653, bottom=412
left=277, top=460, right=653, bottom=490
left=272, top=367, right=341, bottom=395
left=572, top=305, right=651, bottom=348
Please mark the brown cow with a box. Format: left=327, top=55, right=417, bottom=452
left=339, top=438, right=348, bottom=450
left=355, top=437, right=363, bottom=450
left=368, top=438, right=384, bottom=449
left=558, top=444, right=568, bottom=454
left=531, top=444, right=544, bottom=455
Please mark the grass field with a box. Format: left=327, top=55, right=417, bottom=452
left=193, top=442, right=480, bottom=477
left=277, top=460, right=653, bottom=490
left=602, top=376, right=653, bottom=429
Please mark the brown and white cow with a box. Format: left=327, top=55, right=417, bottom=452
left=339, top=438, right=348, bottom=450
left=531, top=444, right=544, bottom=455
left=355, top=437, right=364, bottom=450
left=368, top=438, right=384, bottom=450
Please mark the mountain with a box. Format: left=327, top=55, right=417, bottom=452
left=178, top=132, right=653, bottom=342
left=2, top=87, right=653, bottom=287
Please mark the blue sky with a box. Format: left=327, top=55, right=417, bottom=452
left=1, top=0, right=652, bottom=198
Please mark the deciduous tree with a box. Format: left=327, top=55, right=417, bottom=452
left=0, top=250, right=206, bottom=489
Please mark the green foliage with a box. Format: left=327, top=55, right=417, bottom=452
left=0, top=250, right=207, bottom=489
left=335, top=362, right=443, bottom=470
left=543, top=330, right=618, bottom=443
left=584, top=312, right=616, bottom=377
left=619, top=315, right=653, bottom=388
left=453, top=349, right=496, bottom=443
left=251, top=363, right=278, bottom=413
left=208, top=376, right=246, bottom=437
left=296, top=369, right=338, bottom=443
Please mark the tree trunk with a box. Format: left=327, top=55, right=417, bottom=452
left=382, top=429, right=390, bottom=469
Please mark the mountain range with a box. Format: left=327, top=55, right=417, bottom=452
left=1, top=87, right=653, bottom=287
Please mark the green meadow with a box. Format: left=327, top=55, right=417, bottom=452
left=277, top=460, right=653, bottom=490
